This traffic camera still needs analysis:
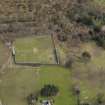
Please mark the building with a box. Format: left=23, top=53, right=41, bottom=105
left=42, top=100, right=51, bottom=105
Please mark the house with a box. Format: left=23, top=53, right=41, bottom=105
left=42, top=100, right=51, bottom=105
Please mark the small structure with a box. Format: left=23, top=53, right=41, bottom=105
left=101, top=25, right=105, bottom=32
left=0, top=100, right=2, bottom=105
left=12, top=46, right=16, bottom=63
left=42, top=100, right=51, bottom=105
left=12, top=46, right=15, bottom=56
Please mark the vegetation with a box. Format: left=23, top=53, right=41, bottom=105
left=95, top=93, right=105, bottom=105
left=27, top=93, right=38, bottom=105
left=57, top=34, right=67, bottom=42
left=0, top=0, right=105, bottom=44
left=82, top=51, right=91, bottom=61
left=92, top=35, right=105, bottom=49
left=40, top=84, right=59, bottom=97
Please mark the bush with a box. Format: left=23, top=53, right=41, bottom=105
left=65, top=58, right=74, bottom=68
left=80, top=16, right=93, bottom=26
left=93, top=35, right=105, bottom=49
left=95, top=93, right=105, bottom=105
left=27, top=93, right=38, bottom=105
left=93, top=26, right=101, bottom=33
left=72, top=85, right=80, bottom=96
left=57, top=34, right=67, bottom=42
left=92, top=19, right=103, bottom=33
left=40, top=84, right=59, bottom=97
left=82, top=51, right=91, bottom=61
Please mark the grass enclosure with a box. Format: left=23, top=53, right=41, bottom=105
left=14, top=35, right=56, bottom=64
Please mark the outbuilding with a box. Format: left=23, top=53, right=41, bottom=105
left=42, top=100, right=51, bottom=105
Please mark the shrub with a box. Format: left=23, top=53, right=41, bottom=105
left=27, top=93, right=38, bottom=105
left=57, top=34, right=67, bottom=42
left=82, top=51, right=91, bottom=61
left=65, top=58, right=74, bottom=68
left=92, top=19, right=103, bottom=33
left=40, top=84, right=59, bottom=97
left=93, top=35, right=105, bottom=49
left=95, top=93, right=105, bottom=105
left=93, top=26, right=101, bottom=33
left=72, top=85, right=80, bottom=96
left=80, top=16, right=93, bottom=26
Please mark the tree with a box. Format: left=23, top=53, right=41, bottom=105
left=92, top=34, right=105, bottom=49
left=27, top=93, right=38, bottom=105
left=40, top=84, right=59, bottom=97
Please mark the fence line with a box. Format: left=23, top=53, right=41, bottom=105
left=12, top=34, right=61, bottom=67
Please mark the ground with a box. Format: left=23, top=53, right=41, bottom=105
left=1, top=37, right=105, bottom=105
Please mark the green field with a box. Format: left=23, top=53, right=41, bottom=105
left=1, top=39, right=105, bottom=105
left=14, top=35, right=56, bottom=64
left=0, top=66, right=76, bottom=105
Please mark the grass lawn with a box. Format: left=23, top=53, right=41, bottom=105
left=14, top=35, right=56, bottom=64
left=0, top=66, right=76, bottom=105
